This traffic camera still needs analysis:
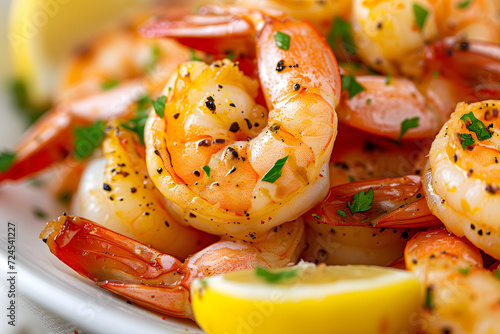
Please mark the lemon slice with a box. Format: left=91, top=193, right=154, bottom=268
left=191, top=262, right=422, bottom=334
left=8, top=0, right=154, bottom=107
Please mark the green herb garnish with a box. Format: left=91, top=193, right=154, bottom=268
left=337, top=210, right=347, bottom=218
left=262, top=155, right=289, bottom=183
left=348, top=176, right=355, bottom=182
left=101, top=79, right=119, bottom=90
left=203, top=165, right=211, bottom=177
left=121, top=96, right=151, bottom=145
left=227, top=52, right=235, bottom=62
left=341, top=75, right=365, bottom=99
left=495, top=268, right=500, bottom=280
left=0, top=151, right=16, bottom=173
left=33, top=208, right=47, bottom=219
left=312, top=213, right=322, bottom=220
left=151, top=96, right=166, bottom=118
left=73, top=120, right=106, bottom=160
left=457, top=267, right=471, bottom=275
left=327, top=17, right=356, bottom=55
left=385, top=74, right=391, bottom=85
left=413, top=3, right=429, bottom=32
left=460, top=111, right=492, bottom=141
left=460, top=133, right=475, bottom=150
left=255, top=266, right=298, bottom=284
left=274, top=31, right=291, bottom=50
left=347, top=188, right=374, bottom=214
left=424, top=286, right=434, bottom=311
left=457, top=0, right=471, bottom=8
left=144, top=44, right=162, bottom=72
left=398, top=117, right=420, bottom=141
left=190, top=48, right=202, bottom=61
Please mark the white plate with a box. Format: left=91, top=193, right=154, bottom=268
left=0, top=181, right=204, bottom=334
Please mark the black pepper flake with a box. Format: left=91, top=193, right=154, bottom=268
left=193, top=170, right=201, bottom=177
left=276, top=60, right=286, bottom=72
left=401, top=231, right=409, bottom=239
left=478, top=229, right=483, bottom=236
left=293, top=83, right=300, bottom=91
left=486, top=185, right=496, bottom=194
left=206, top=96, right=216, bottom=111
left=453, top=154, right=458, bottom=163
left=446, top=49, right=453, bottom=56
left=130, top=187, right=137, bottom=193
left=416, top=193, right=422, bottom=198
left=173, top=113, right=180, bottom=119
left=254, top=123, right=260, bottom=127
left=103, top=183, right=112, bottom=191
left=471, top=224, right=476, bottom=230
left=144, top=212, right=150, bottom=216
left=42, top=237, right=48, bottom=243
left=228, top=103, right=235, bottom=108
left=229, top=122, right=240, bottom=132
left=228, top=166, right=236, bottom=174
left=126, top=300, right=131, bottom=304
left=376, top=22, right=383, bottom=29
left=165, top=221, right=169, bottom=227
left=198, top=139, right=211, bottom=147
left=190, top=213, right=197, bottom=218
left=460, top=41, right=469, bottom=50
left=213, top=138, right=226, bottom=144
left=218, top=84, right=223, bottom=89
left=244, top=118, right=253, bottom=130
left=154, top=150, right=161, bottom=156
left=157, top=167, right=163, bottom=174
left=495, top=157, right=498, bottom=163
left=232, top=150, right=239, bottom=159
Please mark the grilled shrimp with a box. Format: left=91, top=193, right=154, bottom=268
left=424, top=100, right=500, bottom=260
left=144, top=9, right=340, bottom=240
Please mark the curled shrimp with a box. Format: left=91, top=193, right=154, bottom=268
left=143, top=9, right=341, bottom=239
left=72, top=123, right=217, bottom=259
left=423, top=100, right=500, bottom=260
left=40, top=214, right=304, bottom=319
left=405, top=228, right=500, bottom=334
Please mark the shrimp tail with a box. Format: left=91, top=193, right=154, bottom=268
left=307, top=175, right=442, bottom=228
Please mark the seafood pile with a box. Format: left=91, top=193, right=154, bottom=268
left=3, top=0, right=500, bottom=333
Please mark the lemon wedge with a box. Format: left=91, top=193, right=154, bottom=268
left=8, top=0, right=153, bottom=107
left=191, top=262, right=422, bottom=334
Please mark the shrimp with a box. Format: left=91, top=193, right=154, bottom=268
left=405, top=228, right=500, bottom=334
left=301, top=175, right=440, bottom=265
left=351, top=0, right=500, bottom=75
left=423, top=100, right=500, bottom=260
left=337, top=38, right=500, bottom=140
left=71, top=123, right=217, bottom=259
left=143, top=9, right=341, bottom=240
left=40, top=214, right=304, bottom=319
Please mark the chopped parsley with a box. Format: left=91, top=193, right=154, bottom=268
left=460, top=133, right=475, bottom=150
left=262, top=155, right=289, bottom=183
left=144, top=44, right=162, bottom=72
left=120, top=96, right=151, bottom=145
left=348, top=176, right=355, bottom=183
left=33, top=208, right=47, bottom=219
left=424, top=286, right=434, bottom=311
left=312, top=213, right=322, bottom=220
left=190, top=48, right=202, bottom=61
left=385, top=74, right=391, bottom=85
left=347, top=188, right=374, bottom=214
left=202, top=165, right=211, bottom=177
left=10, top=78, right=48, bottom=125
left=327, top=17, right=356, bottom=55
left=274, top=31, right=291, bottom=50
left=457, top=0, right=471, bottom=8
left=433, top=71, right=439, bottom=78
left=457, top=267, right=471, bottom=275
left=398, top=117, right=420, bottom=141
left=255, top=266, right=298, bottom=284
left=101, top=79, right=119, bottom=90
left=337, top=210, right=347, bottom=218
left=0, top=151, right=16, bottom=173
left=413, top=3, right=429, bottom=32
left=151, top=96, right=166, bottom=118
left=226, top=51, right=235, bottom=62
left=495, top=268, right=500, bottom=280
left=341, top=75, right=365, bottom=99
left=73, top=120, right=106, bottom=160
left=460, top=111, right=492, bottom=141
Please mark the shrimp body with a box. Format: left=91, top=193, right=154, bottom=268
left=145, top=13, right=340, bottom=240
left=424, top=100, right=500, bottom=259
left=72, top=124, right=217, bottom=259
left=405, top=228, right=500, bottom=334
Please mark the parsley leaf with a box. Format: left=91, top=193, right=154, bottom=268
left=312, top=213, right=322, bottom=220
left=424, top=286, right=434, bottom=311
left=337, top=210, right=347, bottom=218
left=274, top=31, right=291, bottom=50
left=226, top=51, right=235, bottom=62
left=385, top=74, right=391, bottom=85
left=460, top=133, right=475, bottom=150
left=202, top=165, right=211, bottom=177
left=348, top=176, right=355, bottom=182
left=398, top=117, right=420, bottom=141
left=413, top=3, right=429, bottom=32
left=190, top=48, right=202, bottom=61
left=101, top=79, right=119, bottom=90
left=347, top=188, right=374, bottom=214
left=151, top=96, right=166, bottom=118
left=262, top=155, right=289, bottom=183
left=255, top=266, right=298, bottom=284
left=460, top=111, right=492, bottom=141
left=341, top=75, right=365, bottom=99
left=0, top=151, right=16, bottom=173
left=144, top=44, right=162, bottom=72
left=327, top=17, right=356, bottom=55
left=457, top=0, right=471, bottom=8
left=73, top=120, right=106, bottom=160
left=120, top=96, right=151, bottom=145
left=457, top=267, right=471, bottom=275
left=495, top=268, right=500, bottom=280
left=10, top=78, right=48, bottom=125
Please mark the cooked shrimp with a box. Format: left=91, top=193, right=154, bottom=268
left=40, top=214, right=304, bottom=319
left=423, top=100, right=500, bottom=260
left=72, top=123, right=217, bottom=259
left=301, top=175, right=440, bottom=265
left=144, top=10, right=340, bottom=240
left=351, top=0, right=500, bottom=75
left=405, top=228, right=500, bottom=334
